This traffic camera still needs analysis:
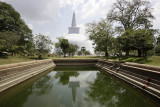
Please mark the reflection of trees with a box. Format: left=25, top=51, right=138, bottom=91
left=0, top=71, right=53, bottom=107
left=32, top=74, right=53, bottom=96
left=85, top=71, right=149, bottom=107
left=55, top=72, right=79, bottom=85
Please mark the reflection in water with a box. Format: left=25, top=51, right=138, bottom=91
left=54, top=71, right=80, bottom=103
left=32, top=74, right=53, bottom=96
left=85, top=71, right=156, bottom=107
left=55, top=72, right=79, bottom=85
left=0, top=66, right=159, bottom=107
left=0, top=74, right=53, bottom=107
left=68, top=81, right=80, bottom=102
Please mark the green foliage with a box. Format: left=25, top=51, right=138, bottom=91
left=0, top=31, right=20, bottom=55
left=106, top=0, right=155, bottom=56
left=55, top=72, right=79, bottom=85
left=56, top=37, right=69, bottom=57
left=117, top=29, right=155, bottom=56
left=67, top=44, right=79, bottom=57
left=0, top=2, right=32, bottom=34
left=155, top=36, right=160, bottom=55
left=107, top=0, right=154, bottom=31
left=80, top=47, right=90, bottom=56
left=0, top=2, right=34, bottom=57
left=35, top=34, right=53, bottom=59
left=86, top=19, right=114, bottom=58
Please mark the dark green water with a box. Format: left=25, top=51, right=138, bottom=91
left=0, top=66, right=159, bottom=107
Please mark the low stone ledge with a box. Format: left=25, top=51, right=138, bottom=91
left=0, top=59, right=52, bottom=71
left=124, top=62, right=160, bottom=72
left=53, top=59, right=98, bottom=66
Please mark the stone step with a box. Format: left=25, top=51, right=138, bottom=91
left=119, top=68, right=160, bottom=86
left=118, top=70, right=160, bottom=90
left=0, top=64, right=54, bottom=92
left=0, top=61, right=52, bottom=78
left=97, top=64, right=160, bottom=100
left=0, top=63, right=53, bottom=84
left=120, top=64, right=160, bottom=80
left=0, top=62, right=53, bottom=80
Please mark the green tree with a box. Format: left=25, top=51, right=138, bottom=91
left=0, top=31, right=20, bottom=56
left=56, top=37, right=69, bottom=57
left=55, top=43, right=62, bottom=57
left=0, top=1, right=34, bottom=55
left=35, top=34, right=53, bottom=59
left=155, top=36, right=160, bottom=55
left=67, top=44, right=79, bottom=57
left=117, top=29, right=155, bottom=57
left=131, top=29, right=155, bottom=56
left=107, top=0, right=154, bottom=56
left=84, top=50, right=91, bottom=56
left=86, top=19, right=114, bottom=58
left=107, top=0, right=154, bottom=30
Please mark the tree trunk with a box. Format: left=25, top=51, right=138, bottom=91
left=125, top=50, right=129, bottom=56
left=138, top=49, right=141, bottom=57
left=11, top=51, right=14, bottom=57
left=144, top=51, right=147, bottom=56
left=105, top=51, right=108, bottom=59
left=69, top=53, right=70, bottom=57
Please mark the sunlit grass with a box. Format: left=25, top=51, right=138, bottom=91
left=0, top=55, right=160, bottom=66
left=0, top=56, right=32, bottom=65
left=109, top=56, right=160, bottom=66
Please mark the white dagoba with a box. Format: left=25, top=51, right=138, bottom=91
left=68, top=11, right=80, bottom=34
left=64, top=11, right=94, bottom=54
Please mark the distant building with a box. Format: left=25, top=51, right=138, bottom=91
left=68, top=11, right=80, bottom=34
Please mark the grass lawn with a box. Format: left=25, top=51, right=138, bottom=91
left=0, top=55, right=160, bottom=67
left=0, top=56, right=33, bottom=65
left=108, top=56, right=160, bottom=66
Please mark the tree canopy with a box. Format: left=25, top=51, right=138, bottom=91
left=107, top=0, right=154, bottom=31
left=35, top=34, right=53, bottom=59
left=86, top=19, right=114, bottom=58
left=0, top=1, right=34, bottom=57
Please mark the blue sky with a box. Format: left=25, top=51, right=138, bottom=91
left=2, top=0, right=160, bottom=42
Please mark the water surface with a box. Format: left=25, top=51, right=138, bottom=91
left=0, top=66, right=159, bottom=107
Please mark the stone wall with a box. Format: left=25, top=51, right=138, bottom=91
left=0, top=59, right=55, bottom=93
left=53, top=59, right=98, bottom=66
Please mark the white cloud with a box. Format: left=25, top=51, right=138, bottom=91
left=4, top=0, right=61, bottom=24
left=152, top=0, right=160, bottom=30
left=57, top=13, right=62, bottom=18
left=60, top=0, right=71, bottom=8
left=27, top=23, right=33, bottom=30
left=60, top=0, right=84, bottom=10
left=72, top=0, right=84, bottom=10
left=81, top=0, right=116, bottom=19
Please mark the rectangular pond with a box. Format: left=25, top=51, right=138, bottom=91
left=0, top=66, right=159, bottom=107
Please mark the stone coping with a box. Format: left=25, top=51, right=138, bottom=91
left=0, top=59, right=52, bottom=70
left=124, top=62, right=160, bottom=72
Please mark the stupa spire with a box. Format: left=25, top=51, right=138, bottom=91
left=68, top=11, right=80, bottom=34
left=72, top=11, right=76, bottom=27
